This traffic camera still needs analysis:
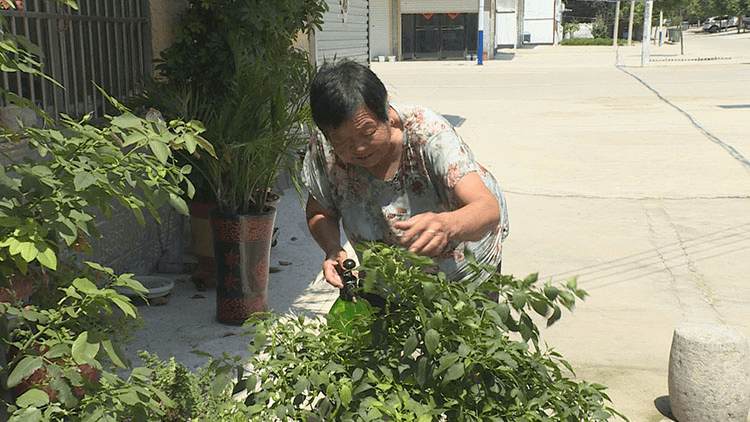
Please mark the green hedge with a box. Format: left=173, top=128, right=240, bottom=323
left=561, top=38, right=629, bottom=46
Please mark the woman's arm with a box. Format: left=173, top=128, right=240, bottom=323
left=393, top=172, right=500, bottom=257
left=306, top=194, right=348, bottom=288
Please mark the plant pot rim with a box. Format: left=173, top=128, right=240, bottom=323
left=209, top=205, right=277, bottom=219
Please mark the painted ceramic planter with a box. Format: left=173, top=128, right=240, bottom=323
left=210, top=207, right=276, bottom=325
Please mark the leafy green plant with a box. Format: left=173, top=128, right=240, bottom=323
left=205, top=243, right=626, bottom=421
left=138, top=351, right=245, bottom=421
left=592, top=22, right=609, bottom=38
left=139, top=0, right=327, bottom=216
left=0, top=2, right=217, bottom=419
left=563, top=22, right=580, bottom=39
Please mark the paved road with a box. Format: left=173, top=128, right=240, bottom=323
left=371, top=28, right=750, bottom=421
left=126, top=28, right=750, bottom=421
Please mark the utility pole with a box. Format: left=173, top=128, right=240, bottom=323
left=478, top=0, right=485, bottom=65
left=627, top=0, right=634, bottom=46
left=613, top=1, right=621, bottom=48
left=641, top=0, right=653, bottom=66
left=659, top=10, right=663, bottom=46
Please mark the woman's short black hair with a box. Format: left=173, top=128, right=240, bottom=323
left=309, top=60, right=389, bottom=135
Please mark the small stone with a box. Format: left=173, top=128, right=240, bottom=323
left=291, top=237, right=298, bottom=241
left=279, top=260, right=293, bottom=266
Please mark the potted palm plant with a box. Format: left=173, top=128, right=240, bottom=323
left=139, top=0, right=326, bottom=324
left=195, top=41, right=312, bottom=325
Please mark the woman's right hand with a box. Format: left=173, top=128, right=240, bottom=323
left=322, top=248, right=349, bottom=288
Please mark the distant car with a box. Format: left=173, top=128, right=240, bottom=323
left=702, top=16, right=739, bottom=32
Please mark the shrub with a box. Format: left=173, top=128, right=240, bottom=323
left=138, top=351, right=243, bottom=421
left=211, top=243, right=627, bottom=421
left=592, top=22, right=609, bottom=39
left=561, top=38, right=627, bottom=46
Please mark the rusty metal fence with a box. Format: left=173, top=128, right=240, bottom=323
left=1, top=0, right=151, bottom=119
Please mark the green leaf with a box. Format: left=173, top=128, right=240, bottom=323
left=101, top=339, right=128, bottom=368
left=436, top=353, right=459, bottom=375
left=111, top=295, right=137, bottom=319
left=183, top=132, right=198, bottom=153
left=15, top=388, right=49, bottom=408
left=422, top=282, right=437, bottom=300
left=441, top=362, right=464, bottom=384
left=111, top=113, right=142, bottom=129
left=18, top=241, right=39, bottom=262
left=523, top=273, right=539, bottom=284
left=35, top=245, right=57, bottom=270
left=168, top=192, right=189, bottom=215
left=531, top=298, right=549, bottom=316
left=496, top=302, right=510, bottom=322
left=340, top=383, right=352, bottom=407
left=424, top=329, right=439, bottom=355
left=404, top=332, right=418, bottom=357
left=543, top=285, right=559, bottom=301
left=72, top=332, right=100, bottom=365
left=73, top=171, right=99, bottom=191
left=9, top=406, right=42, bottom=422
left=416, top=356, right=429, bottom=388
left=73, top=277, right=99, bottom=293
left=511, top=291, right=527, bottom=309
left=49, top=376, right=77, bottom=407
left=429, top=311, right=444, bottom=330
left=148, top=140, right=169, bottom=164
left=44, top=343, right=70, bottom=359
left=547, top=306, right=562, bottom=327
left=566, top=277, right=578, bottom=290
left=7, top=355, right=43, bottom=388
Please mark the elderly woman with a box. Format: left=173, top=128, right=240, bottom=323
left=303, top=60, right=509, bottom=289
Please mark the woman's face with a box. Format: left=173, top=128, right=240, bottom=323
left=327, top=105, right=395, bottom=171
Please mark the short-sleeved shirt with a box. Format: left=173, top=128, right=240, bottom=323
left=302, top=104, right=509, bottom=283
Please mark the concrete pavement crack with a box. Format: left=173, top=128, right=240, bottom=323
left=641, top=201, right=723, bottom=322
left=617, top=66, right=750, bottom=170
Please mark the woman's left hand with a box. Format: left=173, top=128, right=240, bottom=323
left=393, top=212, right=451, bottom=257
left=392, top=172, right=501, bottom=258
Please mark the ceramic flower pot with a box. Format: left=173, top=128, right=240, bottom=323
left=210, top=207, right=276, bottom=325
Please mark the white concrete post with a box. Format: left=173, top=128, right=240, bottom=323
left=613, top=1, right=620, bottom=48
left=627, top=0, right=634, bottom=46
left=641, top=0, right=653, bottom=67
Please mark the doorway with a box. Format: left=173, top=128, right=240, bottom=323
left=402, top=13, right=478, bottom=60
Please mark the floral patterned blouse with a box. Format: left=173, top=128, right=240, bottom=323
left=302, top=104, right=509, bottom=283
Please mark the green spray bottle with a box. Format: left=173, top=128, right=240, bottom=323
left=327, top=259, right=372, bottom=335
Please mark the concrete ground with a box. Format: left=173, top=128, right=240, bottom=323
left=124, top=28, right=750, bottom=421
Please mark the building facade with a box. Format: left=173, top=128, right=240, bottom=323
left=369, top=0, right=562, bottom=61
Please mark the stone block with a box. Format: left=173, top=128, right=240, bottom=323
left=668, top=322, right=750, bottom=422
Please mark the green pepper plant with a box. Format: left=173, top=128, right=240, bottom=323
left=205, top=242, right=628, bottom=421
left=0, top=2, right=217, bottom=419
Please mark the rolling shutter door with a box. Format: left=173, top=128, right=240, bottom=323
left=316, top=0, right=370, bottom=65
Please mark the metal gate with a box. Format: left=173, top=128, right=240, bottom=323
left=1, top=0, right=151, bottom=120
left=401, top=13, right=478, bottom=60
